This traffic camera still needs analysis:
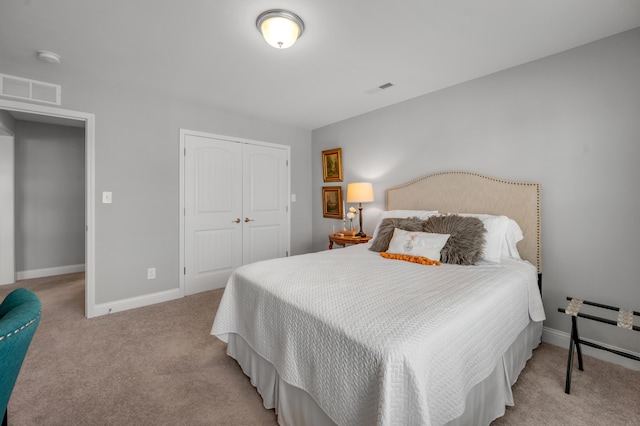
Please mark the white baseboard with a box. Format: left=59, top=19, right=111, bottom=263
left=92, top=287, right=182, bottom=317
left=542, top=326, right=640, bottom=371
left=17, top=264, right=85, bottom=280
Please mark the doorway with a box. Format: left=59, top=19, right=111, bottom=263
left=0, top=99, right=96, bottom=317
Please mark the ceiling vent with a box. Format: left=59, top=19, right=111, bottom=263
left=365, top=82, right=395, bottom=95
left=0, top=73, right=61, bottom=105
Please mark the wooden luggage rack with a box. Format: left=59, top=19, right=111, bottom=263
left=558, top=297, right=639, bottom=394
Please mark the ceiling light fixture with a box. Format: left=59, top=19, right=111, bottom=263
left=36, top=50, right=62, bottom=64
left=256, top=9, right=305, bottom=49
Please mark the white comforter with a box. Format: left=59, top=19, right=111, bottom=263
left=211, top=244, right=545, bottom=426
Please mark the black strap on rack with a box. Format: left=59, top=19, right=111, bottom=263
left=558, top=296, right=639, bottom=394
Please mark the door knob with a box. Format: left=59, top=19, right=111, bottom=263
left=244, top=217, right=255, bottom=222
left=232, top=218, right=241, bottom=223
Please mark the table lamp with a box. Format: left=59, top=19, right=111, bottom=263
left=346, top=182, right=374, bottom=237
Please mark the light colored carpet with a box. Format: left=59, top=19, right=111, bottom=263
left=2, top=273, right=639, bottom=425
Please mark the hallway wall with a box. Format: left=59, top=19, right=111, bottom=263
left=15, top=120, right=85, bottom=275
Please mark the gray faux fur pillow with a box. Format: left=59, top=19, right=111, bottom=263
left=423, top=215, right=486, bottom=265
left=369, top=217, right=425, bottom=252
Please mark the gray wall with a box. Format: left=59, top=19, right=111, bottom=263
left=15, top=121, right=85, bottom=271
left=0, top=67, right=313, bottom=306
left=312, top=28, right=640, bottom=354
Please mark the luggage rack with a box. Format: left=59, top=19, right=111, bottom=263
left=558, top=297, right=639, bottom=394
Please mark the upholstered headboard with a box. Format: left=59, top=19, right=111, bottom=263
left=387, top=171, right=541, bottom=273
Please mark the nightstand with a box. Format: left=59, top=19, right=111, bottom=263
left=328, top=234, right=372, bottom=249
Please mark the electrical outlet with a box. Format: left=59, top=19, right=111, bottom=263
left=147, top=268, right=156, bottom=280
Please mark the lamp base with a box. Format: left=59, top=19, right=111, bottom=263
left=356, top=203, right=366, bottom=238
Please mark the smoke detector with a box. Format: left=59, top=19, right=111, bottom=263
left=37, top=50, right=62, bottom=64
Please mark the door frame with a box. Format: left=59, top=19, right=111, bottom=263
left=179, top=128, right=291, bottom=295
left=0, top=99, right=97, bottom=318
left=0, top=128, right=15, bottom=285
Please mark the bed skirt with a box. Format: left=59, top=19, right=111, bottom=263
left=226, top=320, right=542, bottom=426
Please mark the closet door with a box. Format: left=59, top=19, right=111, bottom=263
left=183, top=133, right=290, bottom=295
left=184, top=135, right=243, bottom=295
left=242, top=144, right=289, bottom=264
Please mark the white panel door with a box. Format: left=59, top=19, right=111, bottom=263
left=242, top=144, right=289, bottom=264
left=184, top=135, right=243, bottom=295
left=0, top=134, right=15, bottom=285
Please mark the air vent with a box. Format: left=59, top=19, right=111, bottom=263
left=0, top=73, right=61, bottom=105
left=365, top=82, right=395, bottom=95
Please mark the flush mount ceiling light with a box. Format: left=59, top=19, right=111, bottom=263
left=36, top=50, right=62, bottom=64
left=256, top=9, right=305, bottom=49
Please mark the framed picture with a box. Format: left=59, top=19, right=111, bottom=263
left=322, top=186, right=343, bottom=219
left=322, top=148, right=343, bottom=182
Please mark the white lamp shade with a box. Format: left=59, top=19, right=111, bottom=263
left=257, top=10, right=304, bottom=49
left=347, top=182, right=374, bottom=203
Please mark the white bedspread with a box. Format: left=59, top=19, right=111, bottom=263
left=211, top=244, right=545, bottom=426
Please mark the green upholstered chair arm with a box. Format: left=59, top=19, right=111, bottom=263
left=0, top=288, right=42, bottom=422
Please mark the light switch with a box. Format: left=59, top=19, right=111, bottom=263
left=102, top=191, right=112, bottom=204
left=291, top=194, right=297, bottom=202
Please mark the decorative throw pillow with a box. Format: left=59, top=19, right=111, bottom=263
left=371, top=210, right=439, bottom=240
left=423, top=215, right=486, bottom=265
left=386, top=228, right=450, bottom=261
left=369, top=217, right=425, bottom=252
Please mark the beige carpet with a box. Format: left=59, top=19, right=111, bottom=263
left=2, top=273, right=639, bottom=425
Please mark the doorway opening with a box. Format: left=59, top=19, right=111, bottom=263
left=0, top=99, right=96, bottom=317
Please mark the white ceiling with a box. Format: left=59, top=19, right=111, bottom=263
left=1, top=0, right=639, bottom=130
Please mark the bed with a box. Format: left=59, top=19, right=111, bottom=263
left=211, top=171, right=545, bottom=426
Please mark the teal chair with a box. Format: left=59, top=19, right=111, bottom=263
left=0, top=288, right=42, bottom=426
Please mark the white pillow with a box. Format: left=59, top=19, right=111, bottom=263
left=457, top=213, right=510, bottom=263
left=371, top=210, right=438, bottom=241
left=386, top=228, right=450, bottom=261
left=502, top=218, right=524, bottom=259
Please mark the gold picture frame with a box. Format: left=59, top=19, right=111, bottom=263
left=322, top=186, right=343, bottom=219
left=322, top=148, right=343, bottom=182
